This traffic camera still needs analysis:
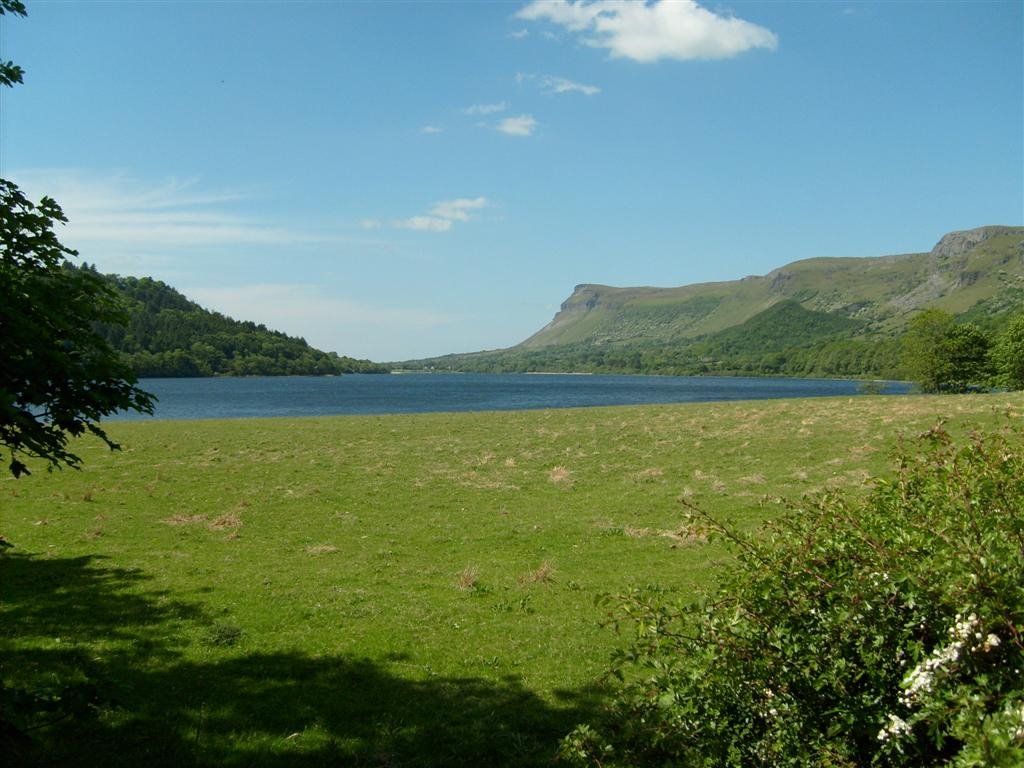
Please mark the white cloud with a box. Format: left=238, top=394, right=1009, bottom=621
left=430, top=197, right=488, bottom=222
left=515, top=0, right=778, bottom=62
left=8, top=169, right=330, bottom=251
left=392, top=197, right=489, bottom=232
left=508, top=28, right=530, bottom=39
left=497, top=114, right=538, bottom=136
left=420, top=125, right=443, bottom=134
left=393, top=215, right=453, bottom=232
left=519, top=72, right=600, bottom=95
left=541, top=74, right=600, bottom=95
left=360, top=218, right=382, bottom=230
left=463, top=101, right=508, bottom=115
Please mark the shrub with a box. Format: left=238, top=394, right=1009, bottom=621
left=562, top=423, right=1024, bottom=767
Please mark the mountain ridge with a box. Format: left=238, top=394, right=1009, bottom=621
left=398, top=226, right=1023, bottom=378
left=519, top=225, right=1024, bottom=351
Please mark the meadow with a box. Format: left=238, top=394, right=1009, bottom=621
left=3, top=392, right=1023, bottom=766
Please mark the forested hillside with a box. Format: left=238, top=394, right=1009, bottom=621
left=398, top=308, right=904, bottom=379
left=74, top=265, right=388, bottom=377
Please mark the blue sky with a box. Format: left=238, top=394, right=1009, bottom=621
left=3, top=0, right=1021, bottom=361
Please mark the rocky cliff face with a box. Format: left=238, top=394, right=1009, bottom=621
left=561, top=284, right=605, bottom=312
left=930, top=226, right=1024, bottom=260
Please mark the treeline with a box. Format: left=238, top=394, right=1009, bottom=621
left=406, top=299, right=1024, bottom=388
left=405, top=336, right=902, bottom=379
left=901, top=309, right=1024, bottom=392
left=70, top=265, right=389, bottom=377
left=405, top=301, right=903, bottom=379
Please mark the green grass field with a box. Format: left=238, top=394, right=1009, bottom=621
left=3, top=392, right=1023, bottom=766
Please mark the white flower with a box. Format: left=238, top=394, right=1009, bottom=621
left=900, top=611, right=983, bottom=706
left=878, top=713, right=911, bottom=742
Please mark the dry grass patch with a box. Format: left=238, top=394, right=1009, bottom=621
left=660, top=523, right=709, bottom=546
left=160, top=514, right=206, bottom=526
left=209, top=513, right=242, bottom=530
left=306, top=544, right=338, bottom=555
left=456, top=566, right=478, bottom=590
left=633, top=467, right=664, bottom=483
left=548, top=466, right=571, bottom=485
left=848, top=443, right=877, bottom=458
left=739, top=473, right=766, bottom=485
left=520, top=561, right=555, bottom=585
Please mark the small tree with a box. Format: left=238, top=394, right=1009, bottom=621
left=942, top=323, right=991, bottom=392
left=902, top=309, right=955, bottom=392
left=992, top=314, right=1024, bottom=390
left=902, top=310, right=992, bottom=393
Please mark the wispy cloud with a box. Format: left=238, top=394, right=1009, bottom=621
left=420, top=125, right=443, bottom=134
left=186, top=283, right=455, bottom=358
left=188, top=284, right=453, bottom=333
left=518, top=72, right=600, bottom=96
left=394, top=215, right=453, bottom=232
left=463, top=101, right=508, bottom=116
left=360, top=218, right=382, bottom=230
left=515, top=0, right=778, bottom=62
left=430, top=197, right=488, bottom=222
left=392, top=197, right=489, bottom=232
left=541, top=74, right=600, bottom=95
left=508, top=28, right=530, bottom=39
left=497, top=114, right=538, bottom=137
left=9, top=169, right=330, bottom=252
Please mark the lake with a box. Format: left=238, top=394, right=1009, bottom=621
left=111, top=373, right=911, bottom=421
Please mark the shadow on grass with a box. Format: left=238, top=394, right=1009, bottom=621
left=1, top=553, right=603, bottom=767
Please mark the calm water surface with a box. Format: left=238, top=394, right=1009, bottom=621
left=112, top=373, right=910, bottom=422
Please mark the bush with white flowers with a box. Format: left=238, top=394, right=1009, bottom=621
left=562, top=423, right=1023, bottom=767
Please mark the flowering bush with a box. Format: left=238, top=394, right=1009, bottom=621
left=562, top=423, right=1023, bottom=767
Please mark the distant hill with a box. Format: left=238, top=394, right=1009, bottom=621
left=76, top=266, right=388, bottom=377
left=400, top=226, right=1024, bottom=378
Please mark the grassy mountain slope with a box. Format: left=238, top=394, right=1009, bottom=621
left=522, top=226, right=1024, bottom=350
left=400, top=226, right=1023, bottom=378
left=76, top=266, right=389, bottom=377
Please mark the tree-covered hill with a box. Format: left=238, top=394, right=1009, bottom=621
left=396, top=304, right=902, bottom=379
left=74, top=265, right=388, bottom=377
